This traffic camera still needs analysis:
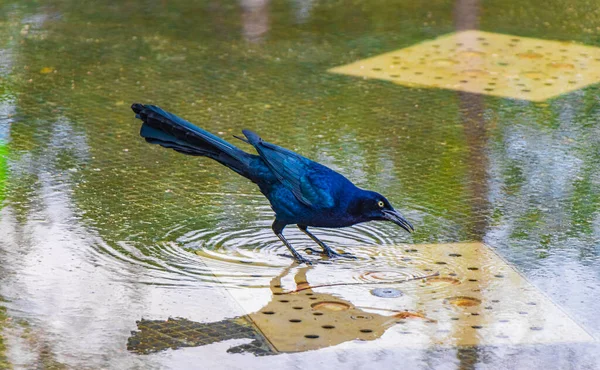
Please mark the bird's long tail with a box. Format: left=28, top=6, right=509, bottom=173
left=132, top=103, right=253, bottom=177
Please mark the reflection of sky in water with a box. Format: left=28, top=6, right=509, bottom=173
left=0, top=118, right=244, bottom=368
left=485, top=96, right=600, bottom=337
left=0, top=99, right=13, bottom=142
left=0, top=29, right=14, bottom=142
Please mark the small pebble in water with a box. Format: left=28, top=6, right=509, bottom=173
left=371, top=288, right=403, bottom=298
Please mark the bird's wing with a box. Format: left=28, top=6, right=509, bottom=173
left=252, top=139, right=335, bottom=208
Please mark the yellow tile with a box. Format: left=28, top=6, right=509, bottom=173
left=329, top=30, right=600, bottom=101
left=217, top=243, right=593, bottom=352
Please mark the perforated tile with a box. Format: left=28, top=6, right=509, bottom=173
left=215, top=243, right=593, bottom=352
left=329, top=30, right=600, bottom=101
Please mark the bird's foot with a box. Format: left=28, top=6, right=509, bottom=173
left=305, top=248, right=357, bottom=259
left=295, top=255, right=313, bottom=265
left=277, top=253, right=313, bottom=265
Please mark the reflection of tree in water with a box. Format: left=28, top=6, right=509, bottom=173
left=240, top=0, right=270, bottom=43
left=127, top=265, right=429, bottom=355
left=451, top=1, right=486, bottom=369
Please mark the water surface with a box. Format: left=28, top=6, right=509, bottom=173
left=0, top=0, right=599, bottom=368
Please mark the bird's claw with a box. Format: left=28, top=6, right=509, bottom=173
left=305, top=248, right=357, bottom=259
left=277, top=253, right=313, bottom=265
left=295, top=256, right=313, bottom=265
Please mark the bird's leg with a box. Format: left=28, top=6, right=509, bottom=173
left=272, top=220, right=311, bottom=265
left=297, top=225, right=356, bottom=259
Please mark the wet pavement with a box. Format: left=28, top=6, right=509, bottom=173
left=1, top=0, right=600, bottom=369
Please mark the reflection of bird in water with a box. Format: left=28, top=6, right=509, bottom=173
left=127, top=266, right=430, bottom=355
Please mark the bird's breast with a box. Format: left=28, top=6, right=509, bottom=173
left=261, top=183, right=361, bottom=227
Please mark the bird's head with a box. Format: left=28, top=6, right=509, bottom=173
left=350, top=190, right=414, bottom=233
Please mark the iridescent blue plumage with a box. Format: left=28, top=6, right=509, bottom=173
left=132, top=103, right=413, bottom=264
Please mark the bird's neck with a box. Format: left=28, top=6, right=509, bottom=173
left=343, top=188, right=371, bottom=224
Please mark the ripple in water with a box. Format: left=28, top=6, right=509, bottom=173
left=95, top=208, right=469, bottom=294
left=166, top=216, right=402, bottom=288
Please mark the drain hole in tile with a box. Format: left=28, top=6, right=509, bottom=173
left=360, top=329, right=374, bottom=333
left=322, top=325, right=335, bottom=329
left=427, top=277, right=460, bottom=285
left=446, top=296, right=482, bottom=307
left=517, top=52, right=543, bottom=59
left=305, top=335, right=319, bottom=339
left=262, top=311, right=275, bottom=315
left=371, top=288, right=403, bottom=298
left=312, top=302, right=350, bottom=311
left=548, top=62, right=575, bottom=69
left=289, top=319, right=302, bottom=323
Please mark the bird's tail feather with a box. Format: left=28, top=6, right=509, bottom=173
left=132, top=103, right=252, bottom=176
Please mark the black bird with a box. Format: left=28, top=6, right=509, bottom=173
left=132, top=104, right=414, bottom=264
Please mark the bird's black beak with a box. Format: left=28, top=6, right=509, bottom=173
left=382, top=210, right=414, bottom=233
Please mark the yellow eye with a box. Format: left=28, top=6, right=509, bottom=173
left=378, top=201, right=385, bottom=208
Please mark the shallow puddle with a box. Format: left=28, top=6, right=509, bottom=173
left=1, top=0, right=600, bottom=368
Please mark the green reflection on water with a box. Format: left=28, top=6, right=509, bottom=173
left=0, top=298, right=7, bottom=370
left=1, top=0, right=599, bottom=263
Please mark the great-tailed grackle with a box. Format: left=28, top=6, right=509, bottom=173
left=132, top=103, right=414, bottom=264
